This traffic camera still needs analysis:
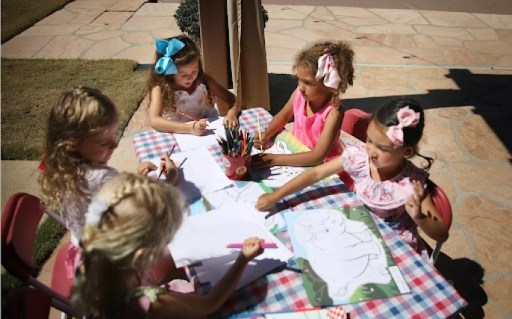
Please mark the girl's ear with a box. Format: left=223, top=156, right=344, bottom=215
left=404, top=146, right=415, bottom=158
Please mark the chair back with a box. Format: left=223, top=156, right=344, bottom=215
left=7, top=287, right=52, bottom=319
left=426, top=179, right=453, bottom=263
left=339, top=109, right=371, bottom=191
left=341, top=108, right=371, bottom=142
left=1, top=193, right=43, bottom=280
left=1, top=193, right=82, bottom=317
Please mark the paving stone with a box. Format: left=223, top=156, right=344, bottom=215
left=421, top=11, right=488, bottom=28
left=109, top=0, right=146, bottom=12
left=66, top=0, right=117, bottom=10
left=82, top=37, right=131, bottom=59
left=473, top=13, right=512, bottom=29
left=36, top=8, right=105, bottom=25
left=265, top=5, right=314, bottom=20
left=92, top=11, right=133, bottom=25
left=134, top=3, right=179, bottom=16
left=113, top=43, right=154, bottom=63
left=369, top=8, right=430, bottom=25
left=1, top=36, right=54, bottom=58
left=33, top=35, right=94, bottom=58
left=17, top=24, right=83, bottom=37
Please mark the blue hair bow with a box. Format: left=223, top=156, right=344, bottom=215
left=154, top=38, right=186, bottom=75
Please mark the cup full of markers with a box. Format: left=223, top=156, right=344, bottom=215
left=218, top=126, right=253, bottom=180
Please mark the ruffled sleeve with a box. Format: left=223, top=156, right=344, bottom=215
left=341, top=139, right=369, bottom=182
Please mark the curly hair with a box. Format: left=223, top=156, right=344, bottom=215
left=293, top=40, right=355, bottom=108
left=147, top=34, right=203, bottom=114
left=38, top=86, right=119, bottom=212
left=71, top=173, right=185, bottom=318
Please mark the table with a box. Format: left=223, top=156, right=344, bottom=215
left=131, top=108, right=467, bottom=319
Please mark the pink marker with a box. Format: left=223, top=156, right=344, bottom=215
left=227, top=242, right=278, bottom=248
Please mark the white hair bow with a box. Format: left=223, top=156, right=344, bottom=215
left=315, top=54, right=341, bottom=89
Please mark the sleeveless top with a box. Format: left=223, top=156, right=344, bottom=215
left=163, top=82, right=218, bottom=122
left=291, top=87, right=342, bottom=162
left=341, top=139, right=430, bottom=260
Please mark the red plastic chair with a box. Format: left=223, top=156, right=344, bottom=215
left=1, top=193, right=81, bottom=317
left=425, top=179, right=453, bottom=264
left=7, top=286, right=52, bottom=319
left=339, top=108, right=371, bottom=191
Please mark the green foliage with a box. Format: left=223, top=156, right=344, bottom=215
left=1, top=58, right=148, bottom=160
left=1, top=0, right=73, bottom=42
left=296, top=257, right=333, bottom=306
left=174, top=0, right=269, bottom=39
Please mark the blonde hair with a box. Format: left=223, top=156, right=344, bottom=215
left=293, top=40, right=355, bottom=108
left=72, top=173, right=185, bottom=318
left=38, top=86, right=119, bottom=212
left=147, top=34, right=203, bottom=114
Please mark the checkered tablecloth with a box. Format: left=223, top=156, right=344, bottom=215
left=132, top=108, right=466, bottom=318
left=131, top=108, right=273, bottom=162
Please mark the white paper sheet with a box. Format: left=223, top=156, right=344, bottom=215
left=170, top=148, right=233, bottom=199
left=168, top=205, right=293, bottom=268
left=173, top=117, right=226, bottom=151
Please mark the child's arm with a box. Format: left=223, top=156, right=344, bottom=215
left=161, top=151, right=179, bottom=185
left=255, top=156, right=343, bottom=211
left=146, top=238, right=264, bottom=318
left=203, top=74, right=239, bottom=127
left=253, top=107, right=343, bottom=168
left=254, top=93, right=295, bottom=150
left=148, top=85, right=207, bottom=135
left=405, top=181, right=449, bottom=243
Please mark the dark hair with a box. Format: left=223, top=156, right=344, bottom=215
left=372, top=98, right=434, bottom=169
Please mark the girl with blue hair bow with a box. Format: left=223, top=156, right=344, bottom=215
left=148, top=34, right=239, bottom=135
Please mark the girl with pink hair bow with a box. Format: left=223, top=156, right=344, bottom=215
left=252, top=40, right=354, bottom=168
left=256, top=99, right=449, bottom=262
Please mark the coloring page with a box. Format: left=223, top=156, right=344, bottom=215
left=173, top=116, right=226, bottom=151
left=285, top=206, right=409, bottom=306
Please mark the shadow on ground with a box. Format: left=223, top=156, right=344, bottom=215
left=268, top=69, right=512, bottom=153
left=435, top=254, right=488, bottom=318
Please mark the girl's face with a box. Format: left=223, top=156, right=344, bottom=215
left=77, top=122, right=119, bottom=165
left=173, top=59, right=200, bottom=90
left=365, top=120, right=410, bottom=171
left=296, top=64, right=332, bottom=107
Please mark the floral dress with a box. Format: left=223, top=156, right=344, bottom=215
left=341, top=140, right=430, bottom=261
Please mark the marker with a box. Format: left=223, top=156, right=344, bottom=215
left=227, top=242, right=278, bottom=248
left=158, top=144, right=176, bottom=178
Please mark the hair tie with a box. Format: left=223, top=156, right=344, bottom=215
left=154, top=38, right=186, bottom=75
left=385, top=106, right=421, bottom=148
left=315, top=53, right=341, bottom=89
left=85, top=197, right=109, bottom=227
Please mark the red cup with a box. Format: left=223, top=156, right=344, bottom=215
left=222, top=154, right=250, bottom=180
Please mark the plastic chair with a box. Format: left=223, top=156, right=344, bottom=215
left=425, top=179, right=453, bottom=264
left=1, top=193, right=82, bottom=317
left=339, top=108, right=371, bottom=191
left=7, top=286, right=52, bottom=319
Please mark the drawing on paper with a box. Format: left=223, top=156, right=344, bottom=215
left=250, top=132, right=308, bottom=188
left=285, top=206, right=407, bottom=306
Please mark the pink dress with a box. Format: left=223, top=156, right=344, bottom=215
left=341, top=140, right=430, bottom=260
left=291, top=88, right=342, bottom=162
left=118, top=281, right=196, bottom=319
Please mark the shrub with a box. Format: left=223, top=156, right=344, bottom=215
left=174, top=0, right=269, bottom=39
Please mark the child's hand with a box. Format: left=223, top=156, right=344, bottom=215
left=191, top=119, right=208, bottom=136
left=255, top=193, right=279, bottom=211
left=224, top=108, right=239, bottom=128
left=253, top=131, right=268, bottom=151
left=240, top=237, right=264, bottom=261
left=405, top=180, right=427, bottom=221
left=137, top=161, right=158, bottom=176
left=251, top=153, right=276, bottom=168
left=161, top=152, right=179, bottom=184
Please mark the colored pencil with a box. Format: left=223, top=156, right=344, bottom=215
left=158, top=144, right=176, bottom=178
left=227, top=242, right=278, bottom=248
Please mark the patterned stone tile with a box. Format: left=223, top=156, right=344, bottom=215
left=420, top=11, right=487, bottom=28
left=264, top=5, right=313, bottom=20
left=36, top=8, right=105, bottom=25
left=1, top=36, right=54, bottom=58
left=368, top=8, right=429, bottom=25
left=81, top=37, right=131, bottom=59
left=356, top=24, right=417, bottom=35
left=92, top=11, right=133, bottom=25
left=134, top=3, right=179, bottom=16
left=17, top=24, right=83, bottom=37
left=473, top=13, right=512, bottom=29
left=109, top=0, right=146, bottom=12
left=33, top=35, right=94, bottom=58
left=113, top=43, right=154, bottom=63
left=415, top=25, right=474, bottom=40
left=328, top=7, right=387, bottom=26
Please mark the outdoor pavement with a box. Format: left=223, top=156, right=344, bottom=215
left=1, top=0, right=512, bottom=318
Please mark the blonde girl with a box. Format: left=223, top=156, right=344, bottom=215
left=72, top=173, right=264, bottom=318
left=38, top=86, right=175, bottom=276
left=256, top=99, right=448, bottom=260
left=148, top=34, right=239, bottom=136
left=252, top=40, right=354, bottom=168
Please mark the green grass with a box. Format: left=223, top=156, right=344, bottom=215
left=1, top=58, right=149, bottom=160
left=1, top=0, right=73, bottom=43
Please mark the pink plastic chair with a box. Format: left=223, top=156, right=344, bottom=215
left=425, top=179, right=453, bottom=264
left=1, top=193, right=82, bottom=317
left=339, top=108, right=371, bottom=191
left=7, top=286, right=52, bottom=319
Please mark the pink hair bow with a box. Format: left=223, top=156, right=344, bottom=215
left=315, top=54, right=341, bottom=89
left=385, top=106, right=420, bottom=148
